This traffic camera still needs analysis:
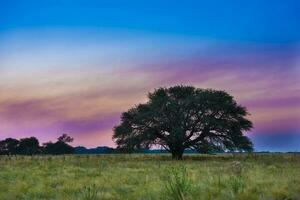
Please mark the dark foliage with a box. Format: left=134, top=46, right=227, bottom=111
left=113, top=85, right=253, bottom=159
left=43, top=141, right=74, bottom=155
left=0, top=134, right=75, bottom=155
left=0, top=138, right=19, bottom=155
left=17, top=137, right=41, bottom=155
left=58, top=133, right=74, bottom=143
left=43, top=134, right=75, bottom=155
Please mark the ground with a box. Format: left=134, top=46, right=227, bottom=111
left=0, top=154, right=299, bottom=200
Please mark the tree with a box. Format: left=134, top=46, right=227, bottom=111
left=113, top=86, right=253, bottom=159
left=0, top=138, right=20, bottom=155
left=43, top=141, right=74, bottom=154
left=0, top=140, right=5, bottom=155
left=43, top=134, right=74, bottom=154
left=17, top=137, right=40, bottom=155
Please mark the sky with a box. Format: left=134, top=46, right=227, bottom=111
left=0, top=0, right=299, bottom=151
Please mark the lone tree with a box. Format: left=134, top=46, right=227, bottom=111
left=113, top=85, right=253, bottom=159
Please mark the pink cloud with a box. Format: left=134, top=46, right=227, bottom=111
left=0, top=41, right=299, bottom=148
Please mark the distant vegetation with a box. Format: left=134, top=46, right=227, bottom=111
left=114, top=85, right=253, bottom=159
left=75, top=146, right=114, bottom=154
left=0, top=134, right=74, bottom=155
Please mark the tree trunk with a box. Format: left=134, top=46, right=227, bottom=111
left=171, top=150, right=184, bottom=160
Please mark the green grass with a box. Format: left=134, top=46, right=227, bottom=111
left=0, top=154, right=300, bottom=200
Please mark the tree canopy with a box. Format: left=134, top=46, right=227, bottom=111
left=0, top=138, right=19, bottom=155
left=43, top=134, right=74, bottom=155
left=18, top=137, right=40, bottom=155
left=113, top=85, right=253, bottom=159
left=58, top=134, right=74, bottom=143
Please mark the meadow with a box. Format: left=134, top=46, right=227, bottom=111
left=0, top=154, right=300, bottom=200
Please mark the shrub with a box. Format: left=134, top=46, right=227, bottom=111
left=79, top=184, right=100, bottom=200
left=228, top=176, right=245, bottom=194
left=163, top=165, right=193, bottom=200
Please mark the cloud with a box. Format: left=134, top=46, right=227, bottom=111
left=0, top=31, right=299, bottom=149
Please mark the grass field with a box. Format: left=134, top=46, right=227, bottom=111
left=0, top=154, right=300, bottom=200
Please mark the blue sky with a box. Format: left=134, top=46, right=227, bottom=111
left=1, top=0, right=299, bottom=42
